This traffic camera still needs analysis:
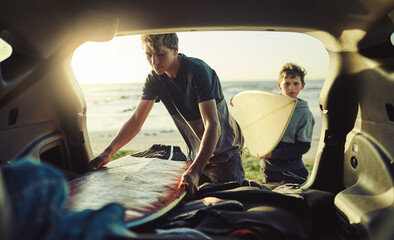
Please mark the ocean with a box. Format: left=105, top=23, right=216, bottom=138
left=80, top=80, right=323, bottom=138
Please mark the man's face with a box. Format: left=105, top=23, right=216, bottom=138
left=278, top=76, right=305, bottom=99
left=144, top=44, right=178, bottom=75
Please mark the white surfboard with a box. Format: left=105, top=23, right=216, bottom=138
left=229, top=90, right=297, bottom=157
left=0, top=38, right=12, bottom=62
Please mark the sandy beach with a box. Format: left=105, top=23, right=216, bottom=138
left=88, top=129, right=186, bottom=156
left=88, top=115, right=321, bottom=167
left=82, top=80, right=323, bottom=169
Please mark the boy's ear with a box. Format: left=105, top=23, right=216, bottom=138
left=277, top=81, right=282, bottom=89
left=301, top=82, right=305, bottom=90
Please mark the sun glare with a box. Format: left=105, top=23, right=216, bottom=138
left=71, top=31, right=329, bottom=84
left=72, top=36, right=151, bottom=84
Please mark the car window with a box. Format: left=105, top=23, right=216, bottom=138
left=0, top=38, right=12, bottom=62
left=71, top=31, right=328, bottom=181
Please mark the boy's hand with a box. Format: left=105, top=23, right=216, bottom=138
left=228, top=96, right=234, bottom=107
left=257, top=152, right=272, bottom=159
left=88, top=152, right=111, bottom=171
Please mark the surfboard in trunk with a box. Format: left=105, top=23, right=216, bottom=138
left=66, top=154, right=190, bottom=228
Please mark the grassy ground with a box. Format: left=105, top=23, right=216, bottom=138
left=242, top=152, right=262, bottom=182
left=114, top=150, right=314, bottom=183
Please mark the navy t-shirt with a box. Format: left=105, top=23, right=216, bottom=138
left=141, top=54, right=243, bottom=164
left=142, top=55, right=223, bottom=119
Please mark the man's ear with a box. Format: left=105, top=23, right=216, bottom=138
left=173, top=45, right=179, bottom=55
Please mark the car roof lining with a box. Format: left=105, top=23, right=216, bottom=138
left=0, top=0, right=393, bottom=58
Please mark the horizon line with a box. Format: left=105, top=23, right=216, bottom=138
left=79, top=78, right=325, bottom=85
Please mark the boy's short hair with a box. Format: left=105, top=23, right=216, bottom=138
left=141, top=33, right=179, bottom=52
left=278, top=63, right=307, bottom=84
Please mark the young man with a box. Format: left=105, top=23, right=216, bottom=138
left=258, top=63, right=315, bottom=184
left=88, top=33, right=245, bottom=195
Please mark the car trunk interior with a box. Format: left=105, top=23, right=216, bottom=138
left=0, top=0, right=393, bottom=239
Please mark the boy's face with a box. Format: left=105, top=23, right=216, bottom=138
left=278, top=76, right=305, bottom=99
left=144, top=44, right=178, bottom=75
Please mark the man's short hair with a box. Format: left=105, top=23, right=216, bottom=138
left=278, top=63, right=307, bottom=84
left=141, top=33, right=179, bottom=52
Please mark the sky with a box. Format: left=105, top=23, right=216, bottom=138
left=71, top=31, right=329, bottom=84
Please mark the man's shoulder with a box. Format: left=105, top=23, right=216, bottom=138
left=142, top=70, right=161, bottom=91
left=145, top=70, right=161, bottom=82
left=181, top=54, right=209, bottom=69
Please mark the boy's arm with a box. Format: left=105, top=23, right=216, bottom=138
left=88, top=100, right=155, bottom=170
left=270, top=141, right=311, bottom=160
left=258, top=142, right=310, bottom=160
left=179, top=99, right=220, bottom=195
left=266, top=108, right=314, bottom=160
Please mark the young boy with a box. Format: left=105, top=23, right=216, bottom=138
left=88, top=33, right=245, bottom=195
left=258, top=63, right=315, bottom=184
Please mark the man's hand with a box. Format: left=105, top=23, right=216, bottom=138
left=178, top=169, right=200, bottom=196
left=88, top=151, right=111, bottom=171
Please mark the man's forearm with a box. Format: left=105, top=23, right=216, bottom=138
left=105, top=117, right=142, bottom=157
left=189, top=121, right=220, bottom=176
left=105, top=100, right=154, bottom=157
